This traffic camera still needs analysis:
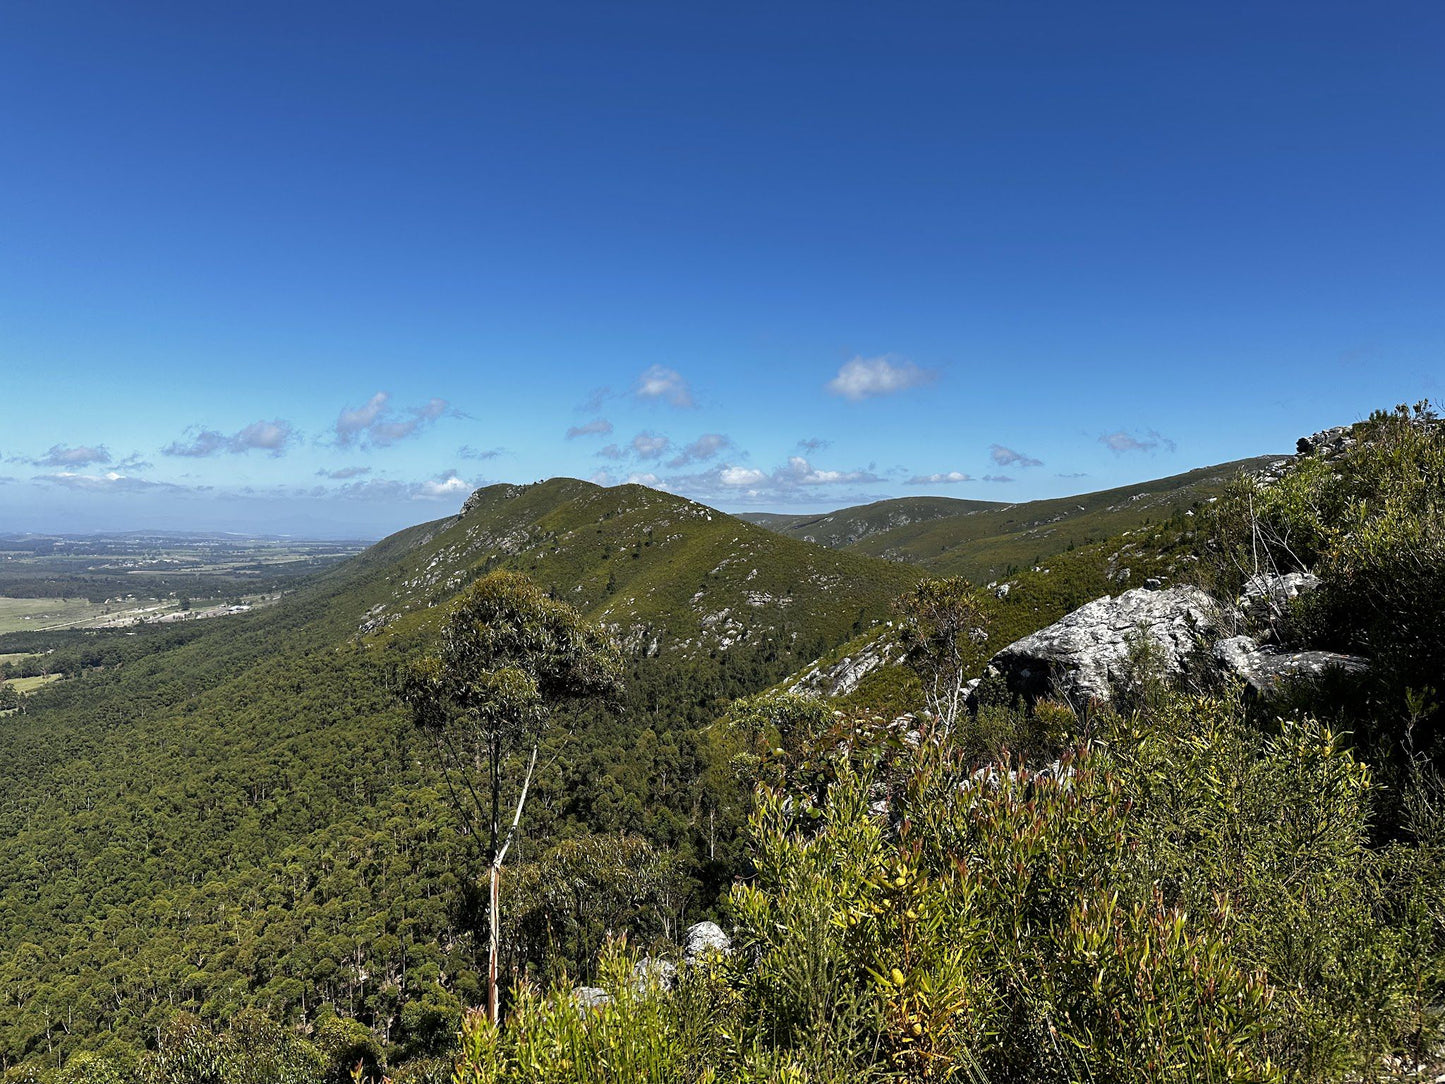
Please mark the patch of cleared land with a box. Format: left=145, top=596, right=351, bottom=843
left=0, top=594, right=278, bottom=635
left=0, top=598, right=127, bottom=635
left=6, top=673, right=62, bottom=694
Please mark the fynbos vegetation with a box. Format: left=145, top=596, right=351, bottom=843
left=3, top=405, right=1442, bottom=1082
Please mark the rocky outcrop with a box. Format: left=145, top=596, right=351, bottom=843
left=1213, top=635, right=1369, bottom=695
left=986, top=586, right=1226, bottom=705
left=684, top=921, right=731, bottom=963
left=1239, top=571, right=1320, bottom=624
left=789, top=633, right=901, bottom=699
left=631, top=957, right=678, bottom=991
left=1296, top=425, right=1358, bottom=459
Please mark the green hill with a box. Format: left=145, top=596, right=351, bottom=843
left=741, top=457, right=1278, bottom=581
left=0, top=478, right=921, bottom=1072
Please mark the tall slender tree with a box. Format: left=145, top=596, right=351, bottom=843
left=398, top=570, right=622, bottom=1023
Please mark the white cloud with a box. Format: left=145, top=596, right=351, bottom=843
left=990, top=444, right=1042, bottom=468
left=596, top=444, right=625, bottom=460
left=417, top=471, right=471, bottom=499
left=825, top=354, right=937, bottom=401
left=668, top=432, right=731, bottom=467
left=566, top=418, right=613, bottom=439
left=778, top=456, right=883, bottom=486
left=335, top=392, right=453, bottom=448
left=34, top=471, right=197, bottom=494
left=719, top=466, right=768, bottom=487
left=632, top=432, right=671, bottom=459
left=163, top=420, right=296, bottom=457
left=906, top=471, right=974, bottom=485
left=232, top=420, right=294, bottom=453
left=667, top=455, right=887, bottom=506
left=634, top=365, right=694, bottom=408
left=626, top=471, right=662, bottom=486
left=1099, top=429, right=1176, bottom=454
left=589, top=469, right=616, bottom=485
left=331, top=470, right=473, bottom=502
left=337, top=392, right=389, bottom=443
left=32, top=444, right=111, bottom=468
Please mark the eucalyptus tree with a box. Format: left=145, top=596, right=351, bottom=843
left=398, top=570, right=622, bottom=1024
left=894, top=576, right=992, bottom=732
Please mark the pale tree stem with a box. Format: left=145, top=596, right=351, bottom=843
left=489, top=741, right=539, bottom=1026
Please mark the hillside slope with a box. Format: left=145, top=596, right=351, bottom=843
left=743, top=457, right=1278, bottom=581
left=0, top=479, right=921, bottom=1071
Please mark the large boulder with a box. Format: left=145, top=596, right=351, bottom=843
left=684, top=921, right=732, bottom=963
left=987, top=586, right=1226, bottom=705
left=1213, top=635, right=1369, bottom=696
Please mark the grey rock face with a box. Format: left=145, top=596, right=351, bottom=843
left=988, top=586, right=1226, bottom=705
left=631, top=957, right=679, bottom=991
left=790, top=636, right=900, bottom=699
left=684, top=921, right=732, bottom=962
left=571, top=986, right=611, bottom=1009
left=1296, top=426, right=1358, bottom=459
left=1213, top=635, right=1369, bottom=695
left=1239, top=572, right=1321, bottom=623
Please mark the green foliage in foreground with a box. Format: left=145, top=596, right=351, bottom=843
left=1203, top=402, right=1445, bottom=757
left=452, top=689, right=1444, bottom=1084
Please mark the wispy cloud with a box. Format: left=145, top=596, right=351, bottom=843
left=164, top=419, right=297, bottom=458
left=826, top=354, right=937, bottom=401
left=667, top=432, right=732, bottom=468
left=578, top=386, right=612, bottom=413
left=31, top=444, right=112, bottom=468
left=906, top=471, right=974, bottom=485
left=664, top=455, right=885, bottom=505
left=1099, top=429, right=1177, bottom=454
left=317, top=466, right=372, bottom=480
left=990, top=444, right=1042, bottom=468
left=634, top=365, right=694, bottom=408
left=566, top=418, right=614, bottom=439
left=335, top=392, right=454, bottom=448
left=796, top=437, right=831, bottom=454
left=631, top=432, right=671, bottom=459
left=331, top=470, right=472, bottom=502
left=458, top=445, right=505, bottom=460
left=982, top=474, right=1014, bottom=483
left=33, top=471, right=200, bottom=494
left=596, top=444, right=625, bottom=460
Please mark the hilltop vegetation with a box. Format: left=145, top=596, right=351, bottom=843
left=0, top=479, right=917, bottom=1075
left=2, top=410, right=1442, bottom=1082
left=744, top=457, right=1274, bottom=582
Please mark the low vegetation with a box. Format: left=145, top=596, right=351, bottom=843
left=3, top=404, right=1442, bottom=1081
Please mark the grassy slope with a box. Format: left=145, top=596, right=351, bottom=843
left=0, top=479, right=923, bottom=1068
left=360, top=479, right=921, bottom=656
left=743, top=457, right=1277, bottom=582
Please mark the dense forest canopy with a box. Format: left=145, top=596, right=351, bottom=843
left=1, top=406, right=1441, bottom=1083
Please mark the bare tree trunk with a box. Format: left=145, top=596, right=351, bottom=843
left=488, top=742, right=540, bottom=1026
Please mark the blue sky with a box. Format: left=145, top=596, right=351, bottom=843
left=3, top=2, right=1442, bottom=538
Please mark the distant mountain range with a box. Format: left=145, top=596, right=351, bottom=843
left=738, top=456, right=1278, bottom=580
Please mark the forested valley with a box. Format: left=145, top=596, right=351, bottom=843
left=2, top=407, right=1442, bottom=1083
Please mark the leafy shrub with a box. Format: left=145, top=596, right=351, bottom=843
left=452, top=941, right=728, bottom=1084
